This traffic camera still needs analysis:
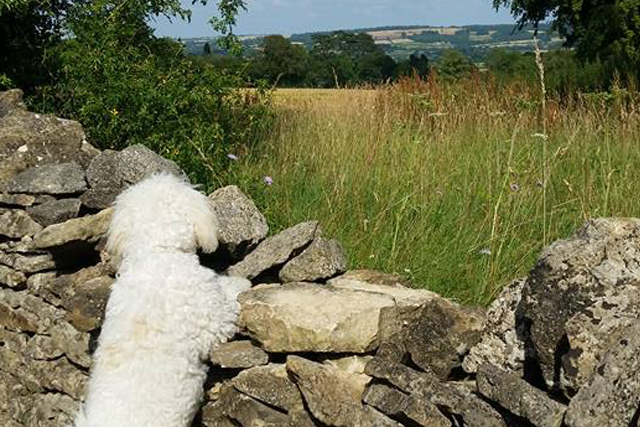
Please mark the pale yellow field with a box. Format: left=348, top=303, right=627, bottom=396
left=272, top=88, right=378, bottom=108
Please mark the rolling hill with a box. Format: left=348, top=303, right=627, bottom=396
left=182, top=23, right=563, bottom=61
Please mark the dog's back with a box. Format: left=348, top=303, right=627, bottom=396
left=72, top=174, right=251, bottom=427
left=74, top=253, right=249, bottom=427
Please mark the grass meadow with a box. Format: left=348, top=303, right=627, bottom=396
left=228, top=76, right=640, bottom=305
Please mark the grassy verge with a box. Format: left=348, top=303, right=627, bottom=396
left=228, top=78, right=640, bottom=305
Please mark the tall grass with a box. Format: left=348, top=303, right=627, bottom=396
left=229, top=74, right=640, bottom=305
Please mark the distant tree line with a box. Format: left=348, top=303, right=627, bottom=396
left=196, top=29, right=620, bottom=94
left=198, top=32, right=432, bottom=88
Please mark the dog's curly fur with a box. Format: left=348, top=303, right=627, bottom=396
left=72, top=174, right=251, bottom=427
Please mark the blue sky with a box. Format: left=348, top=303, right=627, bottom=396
left=152, top=0, right=517, bottom=38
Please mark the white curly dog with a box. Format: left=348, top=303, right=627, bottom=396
left=72, top=173, right=251, bottom=427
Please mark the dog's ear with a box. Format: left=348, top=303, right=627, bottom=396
left=192, top=198, right=219, bottom=254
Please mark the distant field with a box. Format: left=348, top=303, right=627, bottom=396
left=271, top=88, right=377, bottom=106
left=232, top=80, right=640, bottom=305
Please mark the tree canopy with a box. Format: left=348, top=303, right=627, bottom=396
left=494, top=0, right=640, bottom=75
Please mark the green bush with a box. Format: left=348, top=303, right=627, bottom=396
left=26, top=0, right=270, bottom=190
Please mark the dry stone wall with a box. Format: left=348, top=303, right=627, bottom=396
left=2, top=89, right=640, bottom=427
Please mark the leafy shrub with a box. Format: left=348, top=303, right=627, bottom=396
left=26, top=0, right=270, bottom=189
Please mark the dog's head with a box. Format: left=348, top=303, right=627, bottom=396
left=105, top=173, right=219, bottom=263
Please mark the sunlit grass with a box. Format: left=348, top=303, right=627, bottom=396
left=228, top=75, right=640, bottom=305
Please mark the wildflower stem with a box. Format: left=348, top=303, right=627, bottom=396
left=534, top=36, right=548, bottom=246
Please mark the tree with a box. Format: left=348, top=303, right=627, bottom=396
left=437, top=49, right=477, bottom=81
left=0, top=0, right=72, bottom=92
left=250, top=35, right=309, bottom=86
left=486, top=48, right=536, bottom=82
left=493, top=0, right=640, bottom=76
left=396, top=53, right=430, bottom=79
left=357, top=51, right=396, bottom=83
left=203, top=42, right=212, bottom=55
left=307, top=31, right=396, bottom=87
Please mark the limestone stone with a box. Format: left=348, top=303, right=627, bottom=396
left=81, top=146, right=184, bottom=209
left=0, top=289, right=65, bottom=334
left=31, top=207, right=112, bottom=249
left=27, top=198, right=82, bottom=226
left=239, top=282, right=396, bottom=352
left=363, top=383, right=450, bottom=427
left=203, top=385, right=293, bottom=427
left=25, top=264, right=113, bottom=312
left=279, top=237, right=347, bottom=282
left=376, top=297, right=485, bottom=379
left=0, top=265, right=26, bottom=288
left=25, top=335, right=64, bottom=361
left=208, top=185, right=269, bottom=256
left=463, top=278, right=527, bottom=374
left=328, top=271, right=442, bottom=307
left=209, top=340, right=269, bottom=369
left=365, top=357, right=506, bottom=427
left=231, top=364, right=304, bottom=412
left=81, top=149, right=121, bottom=209
left=116, top=144, right=184, bottom=185
left=0, top=193, right=37, bottom=207
left=0, top=103, right=97, bottom=188
left=25, top=272, right=59, bottom=304
left=362, top=407, right=405, bottom=427
left=31, top=357, right=88, bottom=399
left=0, top=370, right=28, bottom=426
left=17, top=392, right=78, bottom=427
left=48, top=263, right=113, bottom=302
left=321, top=355, right=373, bottom=375
left=0, top=300, right=39, bottom=332
left=19, top=319, right=91, bottom=368
left=0, top=366, right=80, bottom=427
left=0, top=327, right=88, bottom=401
left=0, top=237, right=40, bottom=254
left=0, top=89, right=26, bottom=116
left=6, top=162, right=87, bottom=195
left=522, top=218, right=640, bottom=389
left=286, top=355, right=380, bottom=427
left=0, top=208, right=42, bottom=238
left=80, top=186, right=118, bottom=210
left=565, top=320, right=640, bottom=427
left=558, top=284, right=640, bottom=395
left=85, top=149, right=120, bottom=187
left=0, top=252, right=56, bottom=273
left=332, top=269, right=411, bottom=287
left=228, top=221, right=320, bottom=279
left=63, top=275, right=113, bottom=332
left=0, top=330, right=44, bottom=394
left=477, top=363, right=567, bottom=427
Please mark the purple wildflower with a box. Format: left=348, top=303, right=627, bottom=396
left=263, top=176, right=274, bottom=186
